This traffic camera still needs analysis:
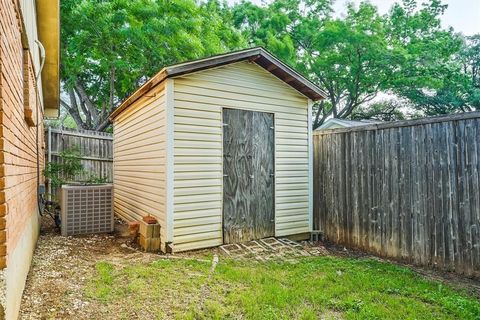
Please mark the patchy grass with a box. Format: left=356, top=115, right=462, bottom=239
left=86, top=256, right=480, bottom=319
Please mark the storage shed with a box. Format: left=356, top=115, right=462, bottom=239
left=110, top=47, right=326, bottom=252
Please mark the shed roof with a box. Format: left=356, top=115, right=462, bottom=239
left=110, top=47, right=326, bottom=120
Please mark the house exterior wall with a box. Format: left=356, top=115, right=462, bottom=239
left=171, top=61, right=310, bottom=252
left=113, top=83, right=167, bottom=247
left=0, top=0, right=45, bottom=318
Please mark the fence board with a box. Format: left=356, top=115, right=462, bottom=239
left=46, top=127, right=113, bottom=183
left=314, top=112, right=480, bottom=277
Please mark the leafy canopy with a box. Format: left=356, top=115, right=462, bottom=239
left=60, top=0, right=244, bottom=130
left=59, top=0, right=478, bottom=130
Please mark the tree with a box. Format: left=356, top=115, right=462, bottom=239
left=384, top=0, right=470, bottom=115
left=350, top=99, right=426, bottom=121
left=61, top=0, right=244, bottom=131
left=231, top=1, right=397, bottom=128
left=398, top=34, right=480, bottom=115
left=229, top=0, right=469, bottom=127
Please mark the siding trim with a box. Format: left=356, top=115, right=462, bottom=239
left=165, top=79, right=175, bottom=246
left=308, top=99, right=313, bottom=232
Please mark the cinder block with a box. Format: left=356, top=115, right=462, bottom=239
left=138, top=234, right=161, bottom=252
left=153, top=224, right=161, bottom=238
left=139, top=220, right=154, bottom=238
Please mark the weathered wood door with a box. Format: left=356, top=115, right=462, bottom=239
left=223, top=108, right=275, bottom=244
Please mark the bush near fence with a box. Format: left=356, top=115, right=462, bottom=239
left=313, top=112, right=480, bottom=277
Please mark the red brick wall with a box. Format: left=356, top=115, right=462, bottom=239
left=0, top=0, right=45, bottom=268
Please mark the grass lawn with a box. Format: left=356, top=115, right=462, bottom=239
left=86, top=255, right=480, bottom=319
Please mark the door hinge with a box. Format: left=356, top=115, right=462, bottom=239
left=270, top=173, right=275, bottom=177
left=270, top=126, right=275, bottom=130
left=223, top=123, right=229, bottom=127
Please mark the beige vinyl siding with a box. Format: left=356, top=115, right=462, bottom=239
left=172, top=61, right=310, bottom=252
left=113, top=83, right=167, bottom=245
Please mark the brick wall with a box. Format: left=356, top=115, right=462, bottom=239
left=0, top=0, right=45, bottom=269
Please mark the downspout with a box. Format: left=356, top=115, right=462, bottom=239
left=35, top=40, right=46, bottom=216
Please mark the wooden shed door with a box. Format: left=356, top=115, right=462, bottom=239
left=223, top=108, right=275, bottom=244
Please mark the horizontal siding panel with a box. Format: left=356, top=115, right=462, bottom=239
left=114, top=175, right=165, bottom=191
left=114, top=158, right=164, bottom=166
left=115, top=149, right=164, bottom=161
left=174, top=140, right=221, bottom=150
left=114, top=133, right=166, bottom=151
left=276, top=132, right=308, bottom=140
left=276, top=189, right=309, bottom=197
left=276, top=225, right=309, bottom=234
left=175, top=164, right=220, bottom=172
left=277, top=183, right=308, bottom=191
left=175, top=132, right=221, bottom=142
left=175, top=185, right=222, bottom=196
left=276, top=170, right=309, bottom=178
left=276, top=196, right=309, bottom=204
left=276, top=216, right=310, bottom=224
left=174, top=231, right=222, bottom=244
left=175, top=155, right=222, bottom=164
left=115, top=171, right=165, bottom=181
left=174, top=193, right=221, bottom=205
left=175, top=77, right=306, bottom=103
left=175, top=115, right=220, bottom=127
left=115, top=195, right=165, bottom=222
left=277, top=158, right=309, bottom=165
left=276, top=138, right=308, bottom=146
left=115, top=188, right=164, bottom=212
left=114, top=165, right=164, bottom=173
left=174, top=238, right=222, bottom=252
left=175, top=123, right=222, bottom=135
left=175, top=215, right=221, bottom=228
left=175, top=208, right=222, bottom=220
left=175, top=201, right=222, bottom=213
left=174, top=171, right=222, bottom=180
left=113, top=85, right=167, bottom=248
left=276, top=145, right=308, bottom=152
left=174, top=107, right=221, bottom=120
left=174, top=148, right=222, bottom=157
left=175, top=93, right=306, bottom=116
left=175, top=223, right=222, bottom=237
left=115, top=103, right=164, bottom=133
left=184, top=72, right=305, bottom=100
left=115, top=104, right=165, bottom=137
left=114, top=91, right=164, bottom=124
left=175, top=86, right=304, bottom=111
left=175, top=178, right=221, bottom=188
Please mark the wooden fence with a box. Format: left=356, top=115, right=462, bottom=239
left=46, top=127, right=113, bottom=183
left=313, top=112, right=480, bottom=277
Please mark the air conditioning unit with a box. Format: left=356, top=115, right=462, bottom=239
left=60, top=184, right=114, bottom=236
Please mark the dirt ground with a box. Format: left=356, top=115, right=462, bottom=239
left=19, top=217, right=480, bottom=319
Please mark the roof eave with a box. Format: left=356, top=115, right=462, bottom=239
left=37, top=0, right=60, bottom=119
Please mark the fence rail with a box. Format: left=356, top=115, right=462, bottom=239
left=46, top=127, right=113, bottom=183
left=313, top=112, right=480, bottom=277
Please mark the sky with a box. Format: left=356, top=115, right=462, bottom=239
left=226, top=0, right=480, bottom=36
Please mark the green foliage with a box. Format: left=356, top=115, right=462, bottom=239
left=228, top=0, right=474, bottom=126
left=61, top=0, right=479, bottom=129
left=43, top=147, right=84, bottom=191
left=43, top=146, right=107, bottom=193
left=350, top=99, right=424, bottom=121
left=85, top=256, right=480, bottom=319
left=61, top=0, right=245, bottom=131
